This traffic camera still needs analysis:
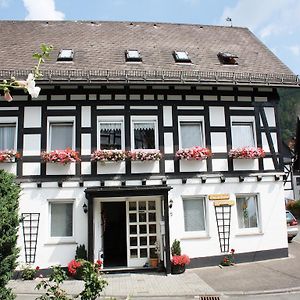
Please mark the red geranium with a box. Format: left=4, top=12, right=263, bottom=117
left=68, top=259, right=82, bottom=276
left=96, top=260, right=103, bottom=268
left=171, top=254, right=190, bottom=266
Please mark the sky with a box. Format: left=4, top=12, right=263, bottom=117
left=0, top=0, right=299, bottom=75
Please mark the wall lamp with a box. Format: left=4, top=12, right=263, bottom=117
left=274, top=175, right=280, bottom=181
left=82, top=203, right=88, bottom=214
left=201, top=176, right=207, bottom=183
left=169, top=199, right=173, bottom=209
left=239, top=176, right=245, bottom=182
left=220, top=176, right=226, bottom=183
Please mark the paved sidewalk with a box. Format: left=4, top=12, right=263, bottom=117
left=9, top=242, right=300, bottom=299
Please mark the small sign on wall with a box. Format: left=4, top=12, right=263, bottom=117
left=208, top=194, right=235, bottom=207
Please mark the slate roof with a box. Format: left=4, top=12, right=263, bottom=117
left=0, top=21, right=298, bottom=85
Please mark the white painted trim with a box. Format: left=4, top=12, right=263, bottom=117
left=47, top=106, right=76, bottom=110
left=97, top=106, right=124, bottom=110
left=130, top=106, right=158, bottom=110
left=230, top=107, right=254, bottom=110
left=177, top=106, right=204, bottom=110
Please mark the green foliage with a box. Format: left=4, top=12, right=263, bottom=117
left=76, top=261, right=108, bottom=300
left=75, top=244, right=87, bottom=260
left=278, top=88, right=300, bottom=143
left=21, top=264, right=37, bottom=280
left=0, top=170, right=21, bottom=300
left=286, top=200, right=300, bottom=218
left=171, top=239, right=181, bottom=256
left=32, top=44, right=53, bottom=79
left=35, top=265, right=71, bottom=300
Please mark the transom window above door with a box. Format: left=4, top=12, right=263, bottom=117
left=49, top=122, right=74, bottom=150
left=99, top=120, right=124, bottom=150
left=0, top=123, right=16, bottom=150
left=179, top=121, right=204, bottom=148
left=131, top=117, right=158, bottom=150
left=231, top=121, right=255, bottom=148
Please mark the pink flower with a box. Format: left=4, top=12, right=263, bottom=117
left=171, top=254, right=190, bottom=266
left=4, top=91, right=13, bottom=102
left=176, top=147, right=211, bottom=160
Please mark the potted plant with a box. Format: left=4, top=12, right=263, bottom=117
left=220, top=249, right=235, bottom=267
left=149, top=241, right=160, bottom=268
left=91, top=149, right=127, bottom=162
left=170, top=239, right=190, bottom=274
left=0, top=150, right=20, bottom=163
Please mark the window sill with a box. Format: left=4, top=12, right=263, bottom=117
left=45, top=238, right=76, bottom=245
left=235, top=231, right=263, bottom=237
left=181, top=234, right=211, bottom=240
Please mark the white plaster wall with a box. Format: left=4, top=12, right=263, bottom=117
left=46, top=163, right=76, bottom=175
left=233, top=159, right=259, bottom=171
left=209, top=107, right=225, bottom=126
left=262, top=133, right=278, bottom=153
left=168, top=181, right=287, bottom=258
left=131, top=161, right=160, bottom=173
left=179, top=160, right=207, bottom=172
left=18, top=187, right=88, bottom=268
left=163, top=106, right=172, bottom=126
left=210, top=132, right=227, bottom=153
left=81, top=106, right=91, bottom=127
left=97, top=161, right=126, bottom=174
left=23, top=134, right=41, bottom=156
left=24, top=107, right=41, bottom=128
left=81, top=134, right=91, bottom=155
left=0, top=162, right=17, bottom=174
left=164, top=133, right=174, bottom=154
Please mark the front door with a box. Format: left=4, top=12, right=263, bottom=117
left=102, top=202, right=127, bottom=267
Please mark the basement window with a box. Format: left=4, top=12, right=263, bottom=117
left=125, top=50, right=142, bottom=62
left=218, top=52, right=238, bottom=65
left=57, top=49, right=74, bottom=61
left=173, top=51, right=191, bottom=63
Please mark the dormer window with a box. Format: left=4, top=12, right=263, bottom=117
left=125, top=50, right=142, bottom=62
left=173, top=51, right=191, bottom=63
left=57, top=49, right=74, bottom=61
left=218, top=52, right=238, bottom=65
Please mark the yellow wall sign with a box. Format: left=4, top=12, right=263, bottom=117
left=208, top=194, right=230, bottom=200
left=213, top=200, right=235, bottom=206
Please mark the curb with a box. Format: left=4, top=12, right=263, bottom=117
left=223, top=286, right=300, bottom=296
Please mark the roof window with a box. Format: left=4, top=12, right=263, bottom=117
left=57, top=49, right=74, bottom=61
left=173, top=51, right=191, bottom=63
left=125, top=50, right=142, bottom=62
left=218, top=52, right=238, bottom=65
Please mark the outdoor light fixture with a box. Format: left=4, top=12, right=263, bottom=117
left=82, top=203, right=88, bottom=214
left=182, top=178, right=187, bottom=184
left=274, top=175, right=280, bottom=181
left=239, top=176, right=245, bottom=182
left=201, top=176, right=207, bottom=183
left=169, top=199, right=173, bottom=209
left=257, top=175, right=262, bottom=182
left=220, top=176, right=226, bottom=183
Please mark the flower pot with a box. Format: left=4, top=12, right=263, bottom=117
left=149, top=258, right=158, bottom=268
left=171, top=264, right=186, bottom=274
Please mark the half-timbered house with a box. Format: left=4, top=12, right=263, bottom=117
left=0, top=21, right=299, bottom=273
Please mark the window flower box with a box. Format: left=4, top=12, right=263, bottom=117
left=175, top=146, right=211, bottom=160
left=228, top=147, right=265, bottom=159
left=91, top=149, right=127, bottom=162
left=41, top=148, right=80, bottom=164
left=0, top=150, right=20, bottom=163
left=128, top=149, right=162, bottom=161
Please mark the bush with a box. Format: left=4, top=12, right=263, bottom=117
left=75, top=244, right=87, bottom=260
left=0, top=170, right=21, bottom=299
left=21, top=265, right=39, bottom=280
left=286, top=200, right=300, bottom=218
left=171, top=239, right=181, bottom=256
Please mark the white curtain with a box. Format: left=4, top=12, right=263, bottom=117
left=51, top=203, right=73, bottom=237
left=0, top=125, right=15, bottom=150
left=183, top=198, right=205, bottom=231
left=100, top=122, right=122, bottom=131
left=236, top=196, right=258, bottom=228
left=50, top=123, right=73, bottom=150
left=180, top=122, right=203, bottom=148
left=134, top=122, right=155, bottom=130
left=232, top=122, right=255, bottom=147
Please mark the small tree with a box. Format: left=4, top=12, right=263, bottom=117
left=171, top=239, right=181, bottom=256
left=0, top=170, right=21, bottom=299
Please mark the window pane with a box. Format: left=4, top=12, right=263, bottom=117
left=232, top=122, right=255, bottom=148
left=134, top=122, right=155, bottom=149
left=0, top=124, right=15, bottom=150
left=100, top=122, right=122, bottom=150
left=183, top=198, right=205, bottom=231
left=51, top=203, right=73, bottom=237
left=180, top=122, right=203, bottom=148
left=50, top=123, right=73, bottom=150
left=236, top=195, right=258, bottom=229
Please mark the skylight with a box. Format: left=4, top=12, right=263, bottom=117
left=57, top=49, right=74, bottom=61
left=218, top=52, right=238, bottom=65
left=173, top=51, right=191, bottom=63
left=125, top=50, right=142, bottom=62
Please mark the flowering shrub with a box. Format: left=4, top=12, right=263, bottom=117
left=68, top=259, right=82, bottom=276
left=220, top=249, right=235, bottom=266
left=228, top=147, right=265, bottom=159
left=175, top=146, right=211, bottom=160
left=128, top=149, right=162, bottom=161
left=171, top=255, right=190, bottom=266
left=1, top=44, right=53, bottom=102
left=41, top=148, right=80, bottom=164
left=0, top=150, right=20, bottom=163
left=91, top=149, right=127, bottom=162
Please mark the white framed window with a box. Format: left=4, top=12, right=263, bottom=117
left=47, top=117, right=75, bottom=151
left=236, top=194, right=260, bottom=233
left=97, top=116, right=125, bottom=150
left=0, top=117, right=18, bottom=151
left=231, top=116, right=256, bottom=148
left=182, top=196, right=208, bottom=238
left=178, top=116, right=205, bottom=148
left=48, top=200, right=74, bottom=240
left=131, top=116, right=158, bottom=150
